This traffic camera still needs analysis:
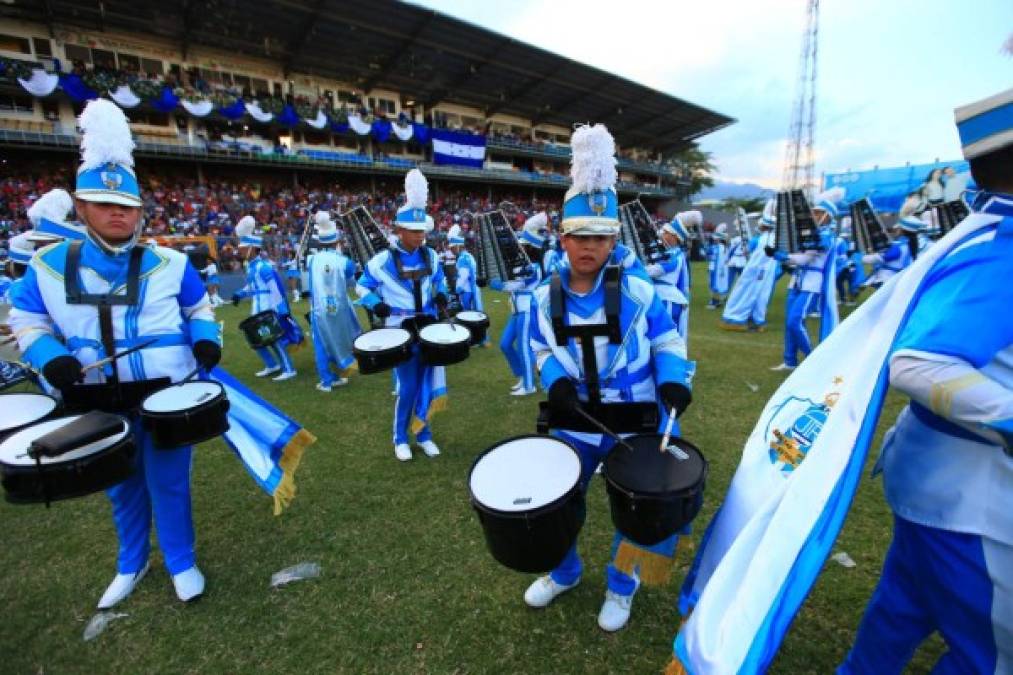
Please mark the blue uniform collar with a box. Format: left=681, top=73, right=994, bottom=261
left=973, top=191, right=1013, bottom=217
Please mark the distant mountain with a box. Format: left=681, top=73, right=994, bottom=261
left=694, top=181, right=771, bottom=202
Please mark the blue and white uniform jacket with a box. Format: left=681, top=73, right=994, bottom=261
left=497, top=262, right=542, bottom=314
left=880, top=193, right=1013, bottom=545
left=454, top=250, right=479, bottom=299
left=727, top=236, right=748, bottom=269
left=786, top=233, right=835, bottom=294
left=529, top=266, right=694, bottom=442
left=355, top=244, right=448, bottom=327
left=236, top=256, right=289, bottom=316
left=8, top=237, right=218, bottom=384
left=864, top=240, right=912, bottom=286
left=646, top=245, right=690, bottom=307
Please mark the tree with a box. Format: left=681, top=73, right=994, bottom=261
left=664, top=145, right=717, bottom=197
left=717, top=197, right=767, bottom=214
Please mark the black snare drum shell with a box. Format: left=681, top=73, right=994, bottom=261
left=353, top=342, right=412, bottom=375
left=419, top=335, right=471, bottom=367
left=603, top=435, right=707, bottom=546
left=143, top=395, right=230, bottom=450
left=1, top=434, right=136, bottom=505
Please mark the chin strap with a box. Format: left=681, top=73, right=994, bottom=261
left=86, top=222, right=142, bottom=256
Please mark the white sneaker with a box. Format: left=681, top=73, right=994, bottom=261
left=272, top=370, right=297, bottom=381
left=769, top=363, right=796, bottom=372
left=597, top=583, right=639, bottom=632
left=333, top=377, right=349, bottom=387
left=394, top=443, right=412, bottom=461
left=172, top=566, right=205, bottom=603
left=523, top=575, right=580, bottom=608
left=419, top=440, right=440, bottom=458
left=511, top=387, right=536, bottom=397
left=255, top=366, right=281, bottom=378
left=97, top=563, right=150, bottom=609
left=316, top=382, right=332, bottom=392
left=510, top=378, right=524, bottom=391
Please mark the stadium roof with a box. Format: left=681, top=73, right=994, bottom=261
left=3, top=0, right=735, bottom=153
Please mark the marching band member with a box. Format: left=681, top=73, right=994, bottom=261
left=725, top=227, right=749, bottom=290
left=447, top=224, right=483, bottom=315
left=7, top=99, right=221, bottom=607
left=283, top=250, right=302, bottom=304
left=768, top=187, right=844, bottom=371
left=307, top=211, right=361, bottom=392
left=542, top=232, right=563, bottom=276
left=201, top=257, right=223, bottom=307
left=491, top=212, right=546, bottom=396
left=839, top=88, right=1013, bottom=675
left=706, top=224, right=729, bottom=309
left=647, top=210, right=696, bottom=339
left=862, top=208, right=922, bottom=289
left=232, top=216, right=299, bottom=380
left=525, top=123, right=694, bottom=633
left=721, top=199, right=779, bottom=331
left=356, top=169, right=449, bottom=462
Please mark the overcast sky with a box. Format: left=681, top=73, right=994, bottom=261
left=410, top=0, right=1012, bottom=187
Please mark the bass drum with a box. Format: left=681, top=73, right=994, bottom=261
left=454, top=311, right=490, bottom=346
left=352, top=328, right=413, bottom=375
left=140, top=381, right=230, bottom=449
left=418, top=322, right=471, bottom=366
left=602, top=434, right=707, bottom=546
left=469, top=435, right=583, bottom=573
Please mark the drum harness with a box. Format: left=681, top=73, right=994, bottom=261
left=540, top=265, right=657, bottom=435
left=391, top=245, right=433, bottom=316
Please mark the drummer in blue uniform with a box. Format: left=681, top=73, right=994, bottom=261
left=647, top=210, right=697, bottom=339
left=525, top=123, right=695, bottom=633
left=838, top=87, right=1013, bottom=675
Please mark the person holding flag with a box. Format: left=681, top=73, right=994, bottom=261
left=667, top=87, right=1012, bottom=675
left=720, top=199, right=779, bottom=332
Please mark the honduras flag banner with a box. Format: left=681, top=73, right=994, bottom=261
left=431, top=129, right=487, bottom=168
left=668, top=212, right=1001, bottom=675
left=211, top=367, right=316, bottom=515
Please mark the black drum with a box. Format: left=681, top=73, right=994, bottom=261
left=454, top=311, right=490, bottom=346
left=418, top=322, right=471, bottom=366
left=603, top=434, right=707, bottom=546
left=0, top=392, right=59, bottom=440
left=140, top=381, right=230, bottom=449
left=239, top=310, right=284, bottom=349
left=0, top=412, right=135, bottom=504
left=352, top=328, right=413, bottom=375
left=469, top=435, right=584, bottom=573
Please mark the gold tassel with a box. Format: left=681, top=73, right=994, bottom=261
left=664, top=657, right=689, bottom=675
left=271, top=428, right=316, bottom=516
left=613, top=540, right=675, bottom=586
left=410, top=395, right=448, bottom=434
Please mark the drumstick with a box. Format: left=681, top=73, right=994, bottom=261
left=176, top=365, right=203, bottom=385
left=81, top=338, right=158, bottom=374
left=659, top=407, right=689, bottom=459
left=573, top=406, right=635, bottom=453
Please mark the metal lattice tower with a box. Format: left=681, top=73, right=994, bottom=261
left=781, top=0, right=820, bottom=196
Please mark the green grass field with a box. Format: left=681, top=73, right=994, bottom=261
left=1, top=263, right=944, bottom=674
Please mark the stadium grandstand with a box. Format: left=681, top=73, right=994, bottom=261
left=0, top=0, right=733, bottom=263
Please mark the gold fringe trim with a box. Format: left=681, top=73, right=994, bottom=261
left=613, top=540, right=675, bottom=587
left=664, top=657, right=689, bottom=675
left=410, top=394, right=447, bottom=435
left=271, top=428, right=316, bottom=516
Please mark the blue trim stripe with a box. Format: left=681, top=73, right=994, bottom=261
left=957, top=100, right=1013, bottom=148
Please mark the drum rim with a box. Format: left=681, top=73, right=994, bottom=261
left=0, top=392, right=59, bottom=430
left=352, top=327, right=413, bottom=352
left=0, top=415, right=132, bottom=468
left=468, top=433, right=583, bottom=517
left=140, top=380, right=227, bottom=415
left=602, top=433, right=707, bottom=499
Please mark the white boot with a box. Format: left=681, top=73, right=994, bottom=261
left=523, top=575, right=579, bottom=608
left=769, top=363, right=796, bottom=372
left=272, top=370, right=297, bottom=381
left=172, top=566, right=205, bottom=603
left=510, top=378, right=524, bottom=391
left=394, top=443, right=412, bottom=461
left=97, top=563, right=150, bottom=609
left=597, top=578, right=640, bottom=632
left=255, top=366, right=281, bottom=378
left=419, top=440, right=440, bottom=458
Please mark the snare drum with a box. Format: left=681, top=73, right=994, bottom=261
left=418, top=322, right=471, bottom=366
left=602, top=434, right=707, bottom=546
left=0, top=414, right=135, bottom=504
left=239, top=310, right=284, bottom=349
left=469, top=435, right=584, bottom=573
left=352, top=328, right=413, bottom=375
left=140, top=381, right=230, bottom=449
left=454, top=311, right=490, bottom=346
left=0, top=393, right=58, bottom=439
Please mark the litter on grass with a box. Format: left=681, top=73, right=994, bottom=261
left=831, top=552, right=856, bottom=568
left=83, top=612, right=128, bottom=641
left=744, top=380, right=759, bottom=392
left=271, top=562, right=322, bottom=588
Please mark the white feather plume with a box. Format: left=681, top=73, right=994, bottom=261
left=447, top=224, right=462, bottom=239
left=816, top=186, right=847, bottom=206
left=524, top=211, right=548, bottom=233
left=404, top=169, right=428, bottom=210
left=678, top=210, right=703, bottom=229
left=27, top=188, right=73, bottom=227
left=78, top=98, right=135, bottom=172
left=236, top=215, right=256, bottom=237
left=762, top=198, right=776, bottom=222
left=314, top=210, right=332, bottom=227
left=569, top=124, right=617, bottom=194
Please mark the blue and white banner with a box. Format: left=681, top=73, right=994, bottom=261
left=431, top=129, right=486, bottom=168
left=670, top=213, right=999, bottom=674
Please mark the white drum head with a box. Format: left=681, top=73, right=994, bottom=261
left=419, top=322, right=471, bottom=346
left=142, top=382, right=223, bottom=413
left=0, top=415, right=129, bottom=466
left=354, top=328, right=411, bottom=352
left=471, top=437, right=580, bottom=512
left=0, top=394, right=57, bottom=432
left=456, top=311, right=488, bottom=322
